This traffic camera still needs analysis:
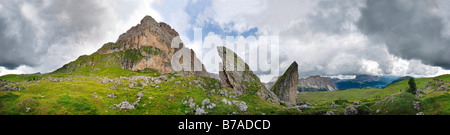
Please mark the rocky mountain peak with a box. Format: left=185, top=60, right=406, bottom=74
left=298, top=75, right=338, bottom=91
left=116, top=15, right=179, bottom=47
left=59, top=15, right=209, bottom=77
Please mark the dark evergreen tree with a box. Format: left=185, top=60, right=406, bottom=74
left=408, top=78, right=417, bottom=95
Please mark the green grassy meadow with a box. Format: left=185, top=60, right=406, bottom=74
left=1, top=48, right=449, bottom=115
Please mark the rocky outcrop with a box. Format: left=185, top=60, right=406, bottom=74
left=58, top=15, right=209, bottom=77
left=115, top=16, right=209, bottom=77
left=271, top=62, right=299, bottom=105
left=343, top=105, right=358, bottom=115
left=217, top=46, right=280, bottom=104
left=298, top=75, right=338, bottom=91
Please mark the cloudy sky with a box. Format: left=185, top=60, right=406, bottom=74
left=1, top=0, right=450, bottom=82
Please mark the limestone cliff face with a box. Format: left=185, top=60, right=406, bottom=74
left=298, top=75, right=338, bottom=91
left=271, top=62, right=299, bottom=105
left=96, top=16, right=209, bottom=77
left=217, top=46, right=280, bottom=104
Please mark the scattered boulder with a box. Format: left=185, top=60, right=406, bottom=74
left=437, top=85, right=447, bottom=91
left=271, top=62, right=299, bottom=105
left=325, top=111, right=334, bottom=115
left=129, top=82, right=137, bottom=88
left=137, top=92, right=144, bottom=98
left=232, top=100, right=248, bottom=112
left=158, top=76, right=168, bottom=81
left=413, top=101, right=421, bottom=111
left=48, top=77, right=62, bottom=82
left=107, top=93, right=117, bottom=98
left=26, top=107, right=31, bottom=113
left=343, top=106, right=358, bottom=115
left=93, top=92, right=98, bottom=98
left=416, top=112, right=424, bottom=115
left=12, top=87, right=23, bottom=91
left=131, top=97, right=141, bottom=106
left=218, top=89, right=231, bottom=97
left=206, top=103, right=216, bottom=110
left=202, top=98, right=210, bottom=106
left=141, top=81, right=148, bottom=87
left=195, top=107, right=208, bottom=115
left=188, top=97, right=196, bottom=108
left=113, top=99, right=135, bottom=110
left=100, top=77, right=112, bottom=84
left=353, top=101, right=360, bottom=105
left=1, top=85, right=11, bottom=91
left=298, top=104, right=309, bottom=109
left=221, top=98, right=232, bottom=106
left=154, top=79, right=161, bottom=84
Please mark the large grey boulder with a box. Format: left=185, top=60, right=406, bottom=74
left=202, top=98, right=210, bottom=106
left=343, top=105, right=358, bottom=115
left=325, top=111, right=334, bottom=115
left=195, top=107, right=208, bottom=115
left=137, top=92, right=144, bottom=98
left=206, top=103, right=216, bottom=110
left=221, top=98, right=232, bottom=106
left=232, top=100, right=248, bottom=112
left=116, top=100, right=136, bottom=110
left=413, top=101, right=421, bottom=111
left=271, top=62, right=299, bottom=105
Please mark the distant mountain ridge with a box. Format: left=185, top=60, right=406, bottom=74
left=298, top=75, right=338, bottom=92
left=333, top=75, right=399, bottom=90
left=264, top=75, right=338, bottom=92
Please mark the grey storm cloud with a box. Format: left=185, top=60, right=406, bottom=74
left=357, top=0, right=450, bottom=69
left=0, top=0, right=114, bottom=70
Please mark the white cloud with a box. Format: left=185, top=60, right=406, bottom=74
left=0, top=0, right=162, bottom=74
left=193, top=0, right=450, bottom=79
left=0, top=65, right=37, bottom=76
left=2, top=0, right=450, bottom=80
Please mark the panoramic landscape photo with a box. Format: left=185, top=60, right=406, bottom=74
left=1, top=0, right=450, bottom=115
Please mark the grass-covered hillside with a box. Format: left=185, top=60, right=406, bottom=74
left=0, top=68, right=302, bottom=115
left=297, top=74, right=450, bottom=115
left=1, top=45, right=449, bottom=115
left=0, top=48, right=299, bottom=115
